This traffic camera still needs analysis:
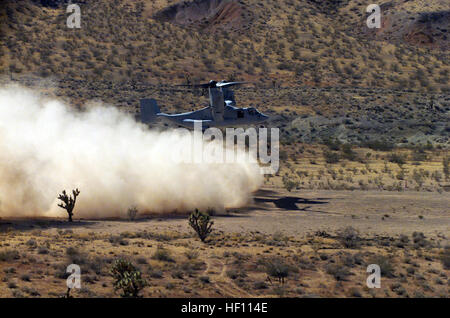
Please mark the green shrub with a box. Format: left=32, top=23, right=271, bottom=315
left=110, top=259, right=148, bottom=298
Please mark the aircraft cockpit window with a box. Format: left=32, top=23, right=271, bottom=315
left=248, top=108, right=256, bottom=115
left=237, top=110, right=244, bottom=118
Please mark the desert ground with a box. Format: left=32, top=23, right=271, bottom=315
left=0, top=0, right=448, bottom=300
left=0, top=187, right=448, bottom=298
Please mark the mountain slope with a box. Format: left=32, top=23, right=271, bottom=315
left=1, top=0, right=448, bottom=92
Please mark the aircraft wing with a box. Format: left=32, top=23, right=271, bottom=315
left=182, top=119, right=213, bottom=130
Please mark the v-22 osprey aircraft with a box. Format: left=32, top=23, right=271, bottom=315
left=140, top=80, right=269, bottom=129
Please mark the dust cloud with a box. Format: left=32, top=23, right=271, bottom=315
left=0, top=84, right=262, bottom=219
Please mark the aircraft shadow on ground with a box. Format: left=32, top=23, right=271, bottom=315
left=254, top=196, right=331, bottom=213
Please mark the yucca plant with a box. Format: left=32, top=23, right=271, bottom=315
left=110, top=259, right=147, bottom=298
left=188, top=209, right=214, bottom=242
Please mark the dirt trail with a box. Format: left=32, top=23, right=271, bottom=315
left=203, top=254, right=254, bottom=297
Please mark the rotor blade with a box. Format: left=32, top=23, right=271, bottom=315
left=216, top=81, right=249, bottom=88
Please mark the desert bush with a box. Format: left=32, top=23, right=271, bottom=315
left=108, top=235, right=129, bottom=246
left=323, top=138, right=341, bottom=151
left=325, top=263, right=351, bottom=281
left=152, top=245, right=174, bottom=262
left=254, top=281, right=268, bottom=289
left=411, top=150, right=428, bottom=162
left=412, top=232, right=429, bottom=248
left=148, top=268, right=163, bottom=278
left=395, top=235, right=410, bottom=248
left=323, top=151, right=340, bottom=164
left=412, top=169, right=425, bottom=187
left=265, top=258, right=290, bottom=284
left=26, top=239, right=37, bottom=247
left=362, top=140, right=394, bottom=152
left=136, top=257, right=147, bottom=265
left=199, top=276, right=210, bottom=283
left=65, top=247, right=88, bottom=265
left=341, top=144, right=358, bottom=161
left=0, top=249, right=20, bottom=262
left=110, top=259, right=148, bottom=298
left=282, top=174, right=298, bottom=192
left=267, top=231, right=289, bottom=246
left=388, top=153, right=406, bottom=166
left=188, top=209, right=213, bottom=242
left=226, top=268, right=247, bottom=280
left=440, top=246, right=450, bottom=270
left=336, top=227, right=361, bottom=248
left=38, top=247, right=49, bottom=255
left=349, top=287, right=362, bottom=297
left=184, top=250, right=199, bottom=260
left=368, top=255, right=395, bottom=278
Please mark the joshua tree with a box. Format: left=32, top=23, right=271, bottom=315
left=57, top=188, right=80, bottom=222
left=188, top=209, right=214, bottom=242
left=127, top=206, right=138, bottom=221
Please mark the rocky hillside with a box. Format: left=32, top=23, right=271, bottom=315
left=1, top=0, right=448, bottom=90
left=0, top=0, right=449, bottom=147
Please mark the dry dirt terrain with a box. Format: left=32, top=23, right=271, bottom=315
left=0, top=0, right=448, bottom=299
left=0, top=187, right=448, bottom=298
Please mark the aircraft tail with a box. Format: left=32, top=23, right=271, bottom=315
left=140, top=98, right=161, bottom=123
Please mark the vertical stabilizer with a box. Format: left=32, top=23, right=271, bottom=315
left=140, top=99, right=160, bottom=123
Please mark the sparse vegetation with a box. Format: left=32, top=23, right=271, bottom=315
left=0, top=0, right=448, bottom=300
